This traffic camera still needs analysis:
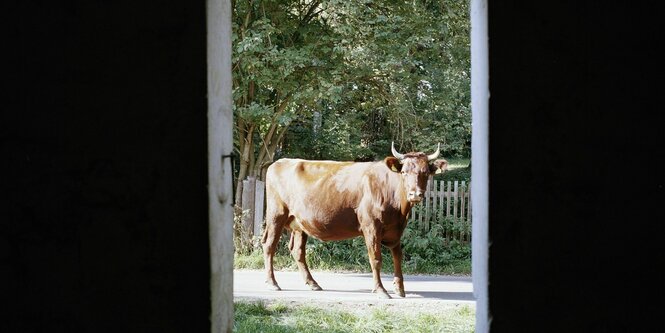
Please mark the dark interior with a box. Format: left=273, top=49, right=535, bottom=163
left=4, top=1, right=663, bottom=332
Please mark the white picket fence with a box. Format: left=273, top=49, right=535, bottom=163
left=408, top=178, right=471, bottom=244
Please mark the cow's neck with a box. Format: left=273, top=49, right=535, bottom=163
left=374, top=163, right=415, bottom=218
left=394, top=174, right=414, bottom=217
left=400, top=198, right=414, bottom=217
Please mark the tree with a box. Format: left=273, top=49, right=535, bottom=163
left=231, top=0, right=345, bottom=205
left=281, top=0, right=471, bottom=160
left=231, top=0, right=471, bottom=203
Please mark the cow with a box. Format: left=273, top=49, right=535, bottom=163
left=261, top=142, right=448, bottom=299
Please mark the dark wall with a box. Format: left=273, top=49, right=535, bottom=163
left=5, top=1, right=664, bottom=332
left=488, top=2, right=664, bottom=332
left=4, top=2, right=209, bottom=332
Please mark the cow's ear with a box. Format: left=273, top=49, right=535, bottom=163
left=429, top=159, right=448, bottom=174
left=385, top=157, right=402, bottom=173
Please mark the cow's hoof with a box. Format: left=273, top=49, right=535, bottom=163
left=308, top=283, right=323, bottom=291
left=393, top=287, right=405, bottom=297
left=377, top=291, right=392, bottom=299
left=265, top=282, right=281, bottom=291
left=372, top=288, right=392, bottom=299
left=393, top=286, right=406, bottom=298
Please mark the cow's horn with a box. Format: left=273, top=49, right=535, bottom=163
left=391, top=141, right=405, bottom=160
left=427, top=143, right=441, bottom=161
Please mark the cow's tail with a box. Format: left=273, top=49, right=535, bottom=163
left=261, top=226, right=268, bottom=244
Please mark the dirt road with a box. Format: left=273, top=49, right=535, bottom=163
left=234, top=269, right=475, bottom=313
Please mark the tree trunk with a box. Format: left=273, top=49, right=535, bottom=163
left=234, top=125, right=254, bottom=207
left=233, top=93, right=294, bottom=209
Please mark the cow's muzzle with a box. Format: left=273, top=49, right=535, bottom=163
left=407, top=191, right=424, bottom=203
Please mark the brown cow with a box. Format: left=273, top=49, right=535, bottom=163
left=261, top=142, right=448, bottom=299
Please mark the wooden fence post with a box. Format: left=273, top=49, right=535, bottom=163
left=466, top=183, right=472, bottom=243
left=453, top=181, right=459, bottom=238
left=241, top=176, right=256, bottom=241
left=438, top=179, right=445, bottom=224
left=253, top=179, right=265, bottom=243
left=460, top=181, right=466, bottom=242
left=424, top=176, right=433, bottom=230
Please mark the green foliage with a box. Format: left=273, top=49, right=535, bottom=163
left=279, top=0, right=471, bottom=161
left=234, top=301, right=475, bottom=333
left=232, top=0, right=471, bottom=176
left=233, top=208, right=249, bottom=254
left=401, top=216, right=471, bottom=274
left=233, top=208, right=262, bottom=255
left=233, top=1, right=348, bottom=121
left=304, top=236, right=370, bottom=271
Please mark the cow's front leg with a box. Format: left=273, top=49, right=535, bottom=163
left=362, top=224, right=391, bottom=299
left=262, top=206, right=287, bottom=291
left=390, top=244, right=405, bottom=297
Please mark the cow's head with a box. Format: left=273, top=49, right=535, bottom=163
left=385, top=141, right=448, bottom=203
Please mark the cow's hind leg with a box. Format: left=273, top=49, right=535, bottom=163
left=262, top=205, right=288, bottom=291
left=289, top=230, right=322, bottom=291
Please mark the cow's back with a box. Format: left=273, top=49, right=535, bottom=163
left=265, top=158, right=377, bottom=240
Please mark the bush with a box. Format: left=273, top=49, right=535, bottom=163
left=233, top=207, right=262, bottom=255
left=400, top=219, right=471, bottom=274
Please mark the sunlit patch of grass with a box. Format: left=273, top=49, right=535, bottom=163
left=445, top=157, right=470, bottom=170
left=233, top=301, right=475, bottom=333
left=437, top=157, right=470, bottom=182
left=234, top=251, right=297, bottom=271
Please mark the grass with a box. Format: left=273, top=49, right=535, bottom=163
left=234, top=301, right=475, bottom=333
left=234, top=244, right=471, bottom=276
left=438, top=157, right=470, bottom=182
left=444, top=157, right=470, bottom=170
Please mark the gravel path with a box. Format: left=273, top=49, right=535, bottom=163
left=234, top=269, right=475, bottom=314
